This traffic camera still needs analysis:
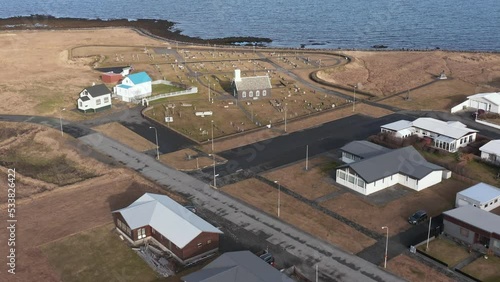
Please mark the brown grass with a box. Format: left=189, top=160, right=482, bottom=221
left=417, top=237, right=471, bottom=267
left=93, top=122, right=158, bottom=152
left=387, top=254, right=454, bottom=282
left=159, top=148, right=226, bottom=171
left=321, top=178, right=470, bottom=234
left=222, top=178, right=376, bottom=254
left=461, top=255, right=500, bottom=282
left=318, top=51, right=500, bottom=97
left=261, top=156, right=339, bottom=200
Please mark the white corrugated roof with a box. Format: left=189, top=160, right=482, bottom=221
left=459, top=182, right=500, bottom=204
left=467, top=92, right=500, bottom=106
left=381, top=120, right=412, bottom=131
left=412, top=118, right=477, bottom=139
left=113, top=193, right=222, bottom=248
left=480, top=140, right=500, bottom=155
left=444, top=206, right=500, bottom=234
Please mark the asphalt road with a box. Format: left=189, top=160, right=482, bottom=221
left=213, top=113, right=410, bottom=178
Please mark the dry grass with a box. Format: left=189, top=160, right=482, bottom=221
left=318, top=51, right=500, bottom=97
left=159, top=148, right=226, bottom=171
left=222, top=178, right=376, bottom=254
left=387, top=254, right=454, bottom=282
left=93, top=122, right=158, bottom=152
left=261, top=156, right=339, bottom=200
left=461, top=255, right=500, bottom=282
left=321, top=178, right=470, bottom=234
left=417, top=237, right=471, bottom=267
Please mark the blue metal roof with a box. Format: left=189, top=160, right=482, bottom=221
left=127, top=72, right=151, bottom=84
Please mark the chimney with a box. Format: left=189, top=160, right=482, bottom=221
left=234, top=69, right=241, bottom=82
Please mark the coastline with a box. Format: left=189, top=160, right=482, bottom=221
left=0, top=15, right=272, bottom=46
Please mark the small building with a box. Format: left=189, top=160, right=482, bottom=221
left=232, top=69, right=272, bottom=100
left=451, top=92, right=500, bottom=114
left=479, top=140, right=500, bottom=165
left=182, top=251, right=295, bottom=282
left=336, top=143, right=446, bottom=195
left=456, top=182, right=500, bottom=211
left=101, top=72, right=123, bottom=84
left=114, top=71, right=152, bottom=102
left=443, top=206, right=500, bottom=256
left=340, top=140, right=391, bottom=163
left=76, top=84, right=112, bottom=113
left=112, top=193, right=223, bottom=264
left=380, top=117, right=478, bottom=153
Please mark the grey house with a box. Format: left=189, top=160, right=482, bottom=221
left=232, top=69, right=272, bottom=100
left=443, top=206, right=500, bottom=255
left=182, top=251, right=294, bottom=282
left=340, top=140, right=391, bottom=163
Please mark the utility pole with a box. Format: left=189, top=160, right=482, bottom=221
left=306, top=145, right=309, bottom=170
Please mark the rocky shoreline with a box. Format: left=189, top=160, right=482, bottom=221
left=0, top=15, right=272, bottom=46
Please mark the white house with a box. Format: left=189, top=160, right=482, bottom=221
left=336, top=143, right=447, bottom=195
left=480, top=140, right=500, bottom=165
left=76, top=84, right=112, bottom=113
left=456, top=182, right=500, bottom=211
left=451, top=92, right=500, bottom=113
left=381, top=117, right=478, bottom=153
left=114, top=71, right=152, bottom=102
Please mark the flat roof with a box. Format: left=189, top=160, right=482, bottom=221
left=444, top=205, right=500, bottom=235
left=412, top=118, right=478, bottom=139
left=458, top=182, right=500, bottom=204
left=381, top=120, right=412, bottom=131
left=480, top=140, right=500, bottom=155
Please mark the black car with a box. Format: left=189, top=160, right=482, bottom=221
left=408, top=210, right=428, bottom=225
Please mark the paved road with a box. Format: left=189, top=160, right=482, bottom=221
left=78, top=132, right=403, bottom=282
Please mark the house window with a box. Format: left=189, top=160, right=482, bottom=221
left=469, top=135, right=472, bottom=142
left=197, top=243, right=202, bottom=248
left=357, top=178, right=365, bottom=187
left=152, top=229, right=155, bottom=234
left=242, top=91, right=246, bottom=98
left=338, top=171, right=346, bottom=180
left=249, top=91, right=253, bottom=97
left=79, top=101, right=82, bottom=107
left=207, top=240, right=212, bottom=244
left=460, top=227, right=469, bottom=237
left=96, top=98, right=101, bottom=105
left=104, top=96, right=110, bottom=103
left=263, top=90, right=267, bottom=96
left=493, top=239, right=500, bottom=249
left=348, top=175, right=355, bottom=183
left=138, top=228, right=146, bottom=239
left=256, top=90, right=260, bottom=97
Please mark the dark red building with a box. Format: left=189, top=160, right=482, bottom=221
left=101, top=72, right=123, bottom=84
left=112, top=193, right=223, bottom=264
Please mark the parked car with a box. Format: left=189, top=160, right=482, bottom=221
left=408, top=210, right=428, bottom=225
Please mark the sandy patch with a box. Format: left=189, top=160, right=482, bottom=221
left=159, top=148, right=226, bottom=171
left=93, top=122, right=157, bottom=152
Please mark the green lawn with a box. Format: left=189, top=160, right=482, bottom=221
left=461, top=255, right=500, bottom=282
left=42, top=224, right=158, bottom=282
left=152, top=83, right=184, bottom=95
left=417, top=238, right=470, bottom=267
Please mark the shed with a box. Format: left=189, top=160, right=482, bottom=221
left=456, top=182, right=500, bottom=211
left=101, top=72, right=123, bottom=83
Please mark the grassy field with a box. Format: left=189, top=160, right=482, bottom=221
left=42, top=224, right=158, bottom=282
left=222, top=178, right=376, bottom=254
left=387, top=254, right=454, bottom=282
left=152, top=83, right=185, bottom=95
left=417, top=238, right=470, bottom=267
left=461, top=255, right=500, bottom=282
left=93, top=122, right=158, bottom=152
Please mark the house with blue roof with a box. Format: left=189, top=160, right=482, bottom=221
left=114, top=71, right=152, bottom=102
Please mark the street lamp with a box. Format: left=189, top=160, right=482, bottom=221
left=213, top=154, right=219, bottom=189
left=59, top=108, right=66, bottom=136
left=352, top=85, right=357, bottom=112
left=274, top=181, right=281, bottom=217
left=149, top=126, right=159, bottom=160
left=382, top=226, right=389, bottom=268
left=211, top=120, right=214, bottom=153
left=284, top=104, right=287, bottom=133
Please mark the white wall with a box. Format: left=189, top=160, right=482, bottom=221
left=78, top=93, right=111, bottom=111
left=450, top=100, right=470, bottom=113
left=365, top=174, right=399, bottom=195
left=415, top=170, right=443, bottom=190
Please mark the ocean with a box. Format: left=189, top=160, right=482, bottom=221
left=1, top=0, right=499, bottom=51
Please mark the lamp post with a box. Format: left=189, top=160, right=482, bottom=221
left=353, top=85, right=357, bottom=112
left=382, top=226, right=389, bottom=268
left=284, top=104, right=287, bottom=133
left=274, top=181, right=281, bottom=217
left=426, top=217, right=433, bottom=251
left=213, top=154, right=219, bottom=189
left=211, top=120, right=214, bottom=153
left=59, top=108, right=66, bottom=136
left=149, top=126, right=159, bottom=160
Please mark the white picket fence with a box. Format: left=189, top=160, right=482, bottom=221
left=142, top=80, right=198, bottom=106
